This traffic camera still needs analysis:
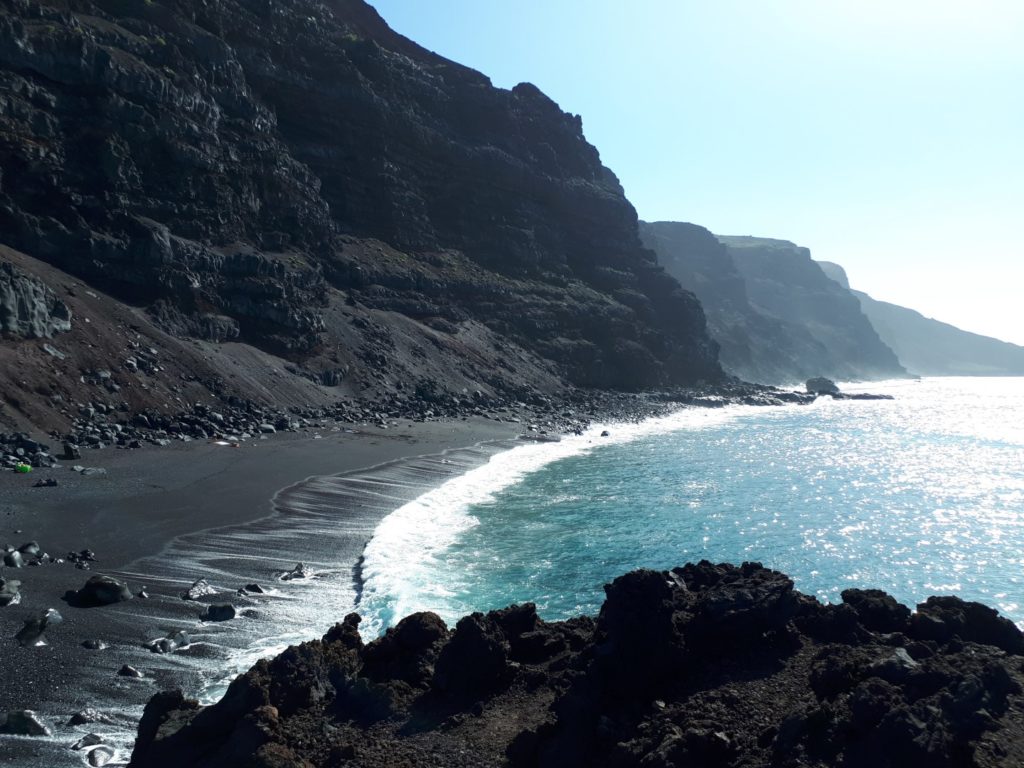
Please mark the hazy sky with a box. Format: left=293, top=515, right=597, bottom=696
left=371, top=1, right=1023, bottom=345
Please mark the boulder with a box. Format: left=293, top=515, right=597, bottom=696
left=148, top=630, right=191, bottom=654
left=0, top=709, right=52, bottom=736
left=806, top=377, right=840, bottom=395
left=17, top=541, right=41, bottom=556
left=15, top=607, right=63, bottom=647
left=280, top=563, right=309, bottom=581
left=66, top=575, right=133, bottom=607
left=842, top=588, right=912, bottom=633
left=68, top=709, right=117, bottom=726
left=3, top=550, right=24, bottom=568
left=118, top=665, right=144, bottom=678
left=433, top=612, right=510, bottom=698
left=71, top=733, right=104, bottom=750
left=912, top=595, right=1024, bottom=653
left=202, top=604, right=237, bottom=622
left=88, top=745, right=115, bottom=766
left=182, top=578, right=217, bottom=600
left=0, top=577, right=22, bottom=606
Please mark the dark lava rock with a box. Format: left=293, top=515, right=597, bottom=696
left=842, top=587, right=912, bottom=633
left=88, top=745, right=115, bottom=767
left=17, top=540, right=41, bottom=555
left=32, top=477, right=58, bottom=487
left=280, top=563, right=310, bottom=581
left=65, top=575, right=133, bottom=607
left=68, top=709, right=116, bottom=726
left=806, top=377, right=841, bottom=395
left=118, top=665, right=143, bottom=678
left=0, top=709, right=51, bottom=737
left=71, top=733, right=104, bottom=750
left=15, top=607, right=63, bottom=647
left=181, top=578, right=217, bottom=600
left=912, top=595, right=1024, bottom=653
left=433, top=612, right=510, bottom=699
left=128, top=561, right=1024, bottom=768
left=241, top=583, right=266, bottom=594
left=3, top=550, right=24, bottom=568
left=81, top=639, right=108, bottom=650
left=201, top=604, right=236, bottom=622
left=0, top=0, right=722, bottom=392
left=0, top=577, right=22, bottom=606
left=147, top=630, right=191, bottom=654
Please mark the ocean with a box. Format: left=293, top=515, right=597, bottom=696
left=358, top=377, right=1024, bottom=634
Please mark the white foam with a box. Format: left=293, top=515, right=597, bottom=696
left=358, top=403, right=771, bottom=634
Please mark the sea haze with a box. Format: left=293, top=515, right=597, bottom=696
left=359, top=378, right=1024, bottom=632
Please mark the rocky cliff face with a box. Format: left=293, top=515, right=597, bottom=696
left=819, top=261, right=1024, bottom=377
left=0, top=260, right=71, bottom=338
left=128, top=561, right=1024, bottom=768
left=641, top=222, right=842, bottom=384
left=0, top=0, right=721, bottom=397
left=717, top=236, right=906, bottom=382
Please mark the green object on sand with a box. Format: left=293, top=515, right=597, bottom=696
left=14, top=463, right=32, bottom=474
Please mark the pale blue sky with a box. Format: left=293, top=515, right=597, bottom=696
left=371, top=1, right=1023, bottom=345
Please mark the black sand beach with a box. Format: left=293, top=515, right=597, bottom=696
left=0, top=417, right=520, bottom=766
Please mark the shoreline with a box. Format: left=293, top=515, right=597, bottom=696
left=0, top=381, right=891, bottom=765
left=0, top=416, right=521, bottom=767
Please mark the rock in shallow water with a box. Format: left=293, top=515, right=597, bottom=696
left=71, top=733, right=104, bottom=750
left=147, top=630, right=191, bottom=654
left=201, top=604, right=236, bottom=622
left=181, top=578, right=217, bottom=600
left=279, top=562, right=309, bottom=581
left=88, top=745, right=115, bottom=767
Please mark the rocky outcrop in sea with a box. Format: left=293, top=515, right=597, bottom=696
left=128, top=561, right=1024, bottom=767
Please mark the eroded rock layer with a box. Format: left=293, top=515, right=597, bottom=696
left=130, top=562, right=1024, bottom=768
left=0, top=0, right=721, bottom=393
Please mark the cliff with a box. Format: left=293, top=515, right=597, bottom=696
left=718, top=236, right=905, bottom=382
left=818, top=262, right=1024, bottom=377
left=129, top=561, right=1024, bottom=767
left=640, top=223, right=906, bottom=384
left=0, top=0, right=721, bottom=434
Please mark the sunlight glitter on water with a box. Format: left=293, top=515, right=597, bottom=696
left=359, top=378, right=1024, bottom=631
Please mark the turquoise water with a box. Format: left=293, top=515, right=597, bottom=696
left=359, top=378, right=1024, bottom=633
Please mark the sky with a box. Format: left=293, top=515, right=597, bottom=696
left=370, top=1, right=1024, bottom=346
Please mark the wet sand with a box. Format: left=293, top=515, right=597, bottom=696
left=0, top=417, right=520, bottom=766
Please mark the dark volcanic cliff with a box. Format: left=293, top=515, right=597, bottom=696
left=818, top=262, right=1024, bottom=377
left=640, top=223, right=907, bottom=384
left=128, top=561, right=1024, bottom=768
left=718, top=236, right=906, bottom=382
left=641, top=222, right=847, bottom=384
left=0, top=0, right=721, bottom=419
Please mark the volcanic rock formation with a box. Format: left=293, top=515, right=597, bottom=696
left=128, top=561, right=1024, bottom=767
left=818, top=261, right=1024, bottom=377
left=0, top=0, right=721, bottom=417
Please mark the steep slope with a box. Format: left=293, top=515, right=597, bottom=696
left=0, top=0, right=721, bottom=411
left=718, top=236, right=906, bottom=381
left=819, top=261, right=1024, bottom=376
left=641, top=221, right=848, bottom=384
